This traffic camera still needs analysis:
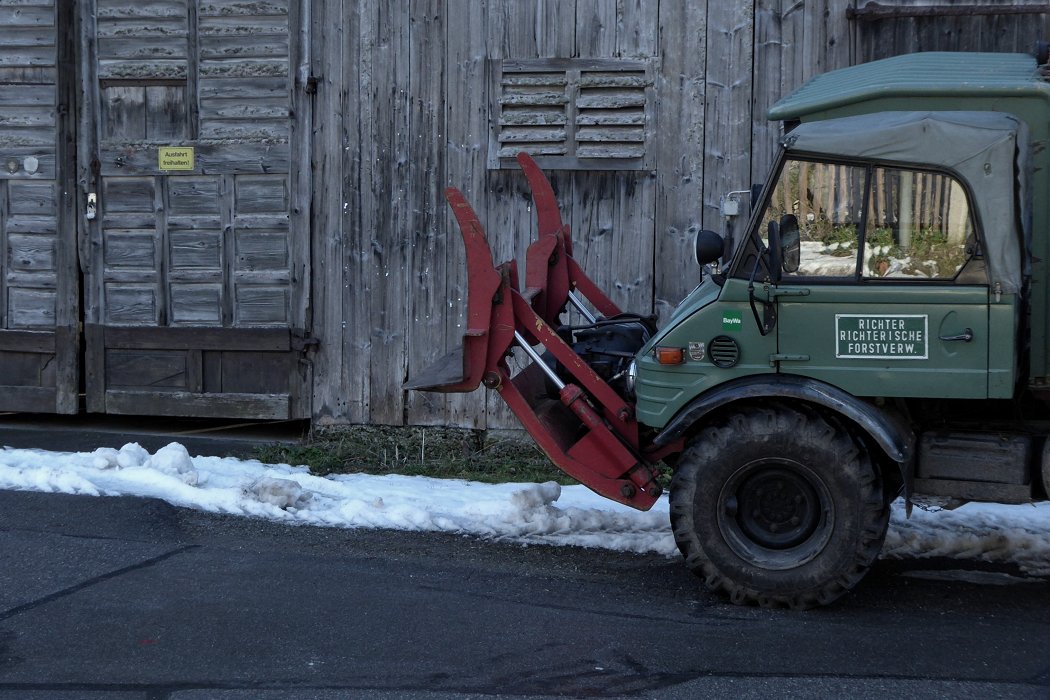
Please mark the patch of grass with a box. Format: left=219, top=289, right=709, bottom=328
left=254, top=425, right=576, bottom=485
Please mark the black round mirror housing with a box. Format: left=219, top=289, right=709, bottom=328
left=694, top=229, right=724, bottom=267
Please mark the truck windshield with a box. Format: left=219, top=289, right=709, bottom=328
left=733, top=158, right=976, bottom=282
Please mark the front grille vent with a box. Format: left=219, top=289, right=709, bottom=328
left=709, top=335, right=740, bottom=368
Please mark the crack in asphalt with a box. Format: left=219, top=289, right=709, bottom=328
left=412, top=581, right=736, bottom=628
left=0, top=544, right=200, bottom=623
left=0, top=524, right=163, bottom=546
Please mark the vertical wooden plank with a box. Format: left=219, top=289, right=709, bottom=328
left=78, top=0, right=103, bottom=334
left=186, top=0, right=200, bottom=139
left=186, top=348, right=203, bottom=392
left=405, top=0, right=448, bottom=426
left=536, top=0, right=576, bottom=58
left=495, top=0, right=537, bottom=60
left=702, top=2, right=754, bottom=263
left=752, top=0, right=805, bottom=193
left=85, top=324, right=105, bottom=412
left=611, top=0, right=657, bottom=312
left=145, top=85, right=186, bottom=140
left=575, top=0, right=617, bottom=58
left=154, top=175, right=170, bottom=326
left=343, top=1, right=371, bottom=424
left=309, top=0, right=347, bottom=423
left=365, top=1, right=412, bottom=425
left=219, top=173, right=235, bottom=326
left=653, top=2, right=707, bottom=319
left=102, top=86, right=146, bottom=140
left=288, top=0, right=311, bottom=419
left=617, top=0, right=658, bottom=58
left=570, top=172, right=616, bottom=307
left=803, top=0, right=853, bottom=77
left=857, top=2, right=895, bottom=64
left=443, top=0, right=489, bottom=429
left=0, top=181, right=7, bottom=331
left=77, top=0, right=105, bottom=413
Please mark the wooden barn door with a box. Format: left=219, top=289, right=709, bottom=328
left=0, top=1, right=79, bottom=413
left=77, top=0, right=312, bottom=419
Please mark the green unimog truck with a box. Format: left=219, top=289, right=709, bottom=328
left=410, top=49, right=1050, bottom=608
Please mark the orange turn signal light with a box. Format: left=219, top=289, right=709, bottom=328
left=654, top=346, right=686, bottom=365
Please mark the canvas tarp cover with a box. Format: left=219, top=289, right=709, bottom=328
left=781, top=111, right=1030, bottom=294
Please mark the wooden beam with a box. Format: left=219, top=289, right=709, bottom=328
left=104, top=390, right=290, bottom=420
left=97, top=325, right=291, bottom=351
left=849, top=3, right=1050, bottom=22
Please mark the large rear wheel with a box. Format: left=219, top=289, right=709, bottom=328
left=669, top=404, right=888, bottom=609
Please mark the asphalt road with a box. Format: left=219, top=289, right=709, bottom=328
left=0, top=489, right=1048, bottom=699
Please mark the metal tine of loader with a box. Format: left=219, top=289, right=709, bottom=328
left=516, top=153, right=624, bottom=327
left=402, top=187, right=505, bottom=393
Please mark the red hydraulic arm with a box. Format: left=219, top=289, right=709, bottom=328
left=405, top=154, right=663, bottom=510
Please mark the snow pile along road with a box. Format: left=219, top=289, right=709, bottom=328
left=1, top=441, right=1050, bottom=573
left=0, top=442, right=675, bottom=554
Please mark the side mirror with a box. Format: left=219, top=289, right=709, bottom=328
left=766, top=220, right=782, bottom=282
left=779, top=214, right=800, bottom=274
left=694, top=229, right=724, bottom=267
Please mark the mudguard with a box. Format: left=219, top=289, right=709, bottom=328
left=651, top=374, right=915, bottom=489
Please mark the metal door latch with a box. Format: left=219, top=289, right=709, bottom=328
left=939, top=328, right=974, bottom=342
left=85, top=192, right=97, bottom=221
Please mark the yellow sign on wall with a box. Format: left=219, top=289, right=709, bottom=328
left=158, top=147, right=195, bottom=171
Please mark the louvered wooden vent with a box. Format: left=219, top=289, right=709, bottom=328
left=490, top=59, right=653, bottom=170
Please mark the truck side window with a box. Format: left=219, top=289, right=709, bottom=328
left=862, top=167, right=972, bottom=279
left=763, top=160, right=867, bottom=278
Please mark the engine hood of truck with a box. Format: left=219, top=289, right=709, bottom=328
left=780, top=110, right=1030, bottom=296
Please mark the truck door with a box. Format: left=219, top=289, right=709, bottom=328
left=765, top=159, right=992, bottom=399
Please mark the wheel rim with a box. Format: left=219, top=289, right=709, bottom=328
left=717, top=458, right=835, bottom=571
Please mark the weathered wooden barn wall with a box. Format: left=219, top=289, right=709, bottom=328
left=3, top=0, right=1050, bottom=427
left=308, top=0, right=1050, bottom=429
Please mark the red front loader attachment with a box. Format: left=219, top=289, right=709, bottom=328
left=406, top=154, right=669, bottom=510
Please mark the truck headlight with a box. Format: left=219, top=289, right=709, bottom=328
left=624, top=359, right=637, bottom=400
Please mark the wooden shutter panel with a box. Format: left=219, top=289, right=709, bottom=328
left=576, top=70, right=648, bottom=160
left=496, top=71, right=568, bottom=158
left=491, top=59, right=653, bottom=170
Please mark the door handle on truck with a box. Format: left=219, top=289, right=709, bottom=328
left=770, top=287, right=810, bottom=298
left=939, top=328, right=973, bottom=342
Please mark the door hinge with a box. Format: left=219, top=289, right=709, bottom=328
left=292, top=335, right=320, bottom=352
left=769, top=353, right=809, bottom=367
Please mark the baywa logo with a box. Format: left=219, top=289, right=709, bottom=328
left=722, top=310, right=743, bottom=332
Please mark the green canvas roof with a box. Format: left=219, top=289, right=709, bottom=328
left=769, top=52, right=1048, bottom=122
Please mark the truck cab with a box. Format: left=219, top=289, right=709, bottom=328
left=637, top=109, right=1027, bottom=458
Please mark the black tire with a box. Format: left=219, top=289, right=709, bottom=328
left=669, top=404, right=888, bottom=609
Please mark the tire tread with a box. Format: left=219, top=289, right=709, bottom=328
left=669, top=403, right=888, bottom=609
